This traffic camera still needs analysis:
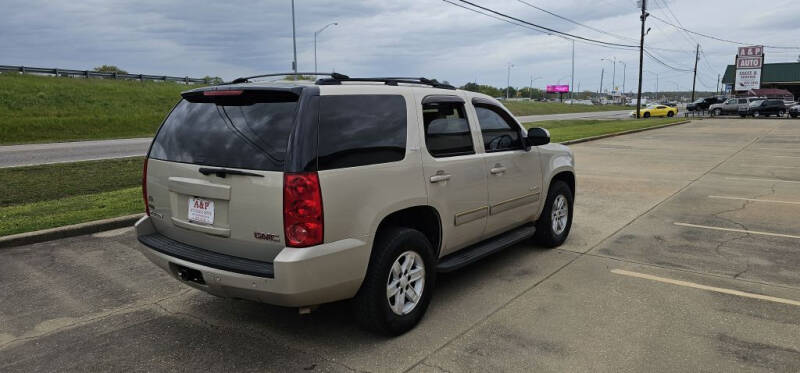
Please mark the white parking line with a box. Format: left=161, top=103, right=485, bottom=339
left=611, top=269, right=800, bottom=307
left=739, top=164, right=800, bottom=169
left=708, top=195, right=800, bottom=205
left=725, top=176, right=800, bottom=184
left=673, top=222, right=800, bottom=240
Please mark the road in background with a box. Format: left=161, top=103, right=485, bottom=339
left=0, top=138, right=151, bottom=168
left=2, top=119, right=799, bottom=371
left=1, top=110, right=632, bottom=168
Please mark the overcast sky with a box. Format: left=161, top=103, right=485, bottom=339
left=3, top=0, right=800, bottom=92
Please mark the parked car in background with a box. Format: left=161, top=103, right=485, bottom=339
left=630, top=104, right=678, bottom=118
left=709, top=97, right=764, bottom=116
left=789, top=103, right=800, bottom=118
left=686, top=96, right=726, bottom=111
left=739, top=99, right=786, bottom=118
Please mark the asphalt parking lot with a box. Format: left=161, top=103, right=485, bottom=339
left=2, top=118, right=799, bottom=372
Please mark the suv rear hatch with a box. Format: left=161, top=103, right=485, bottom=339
left=144, top=87, right=306, bottom=262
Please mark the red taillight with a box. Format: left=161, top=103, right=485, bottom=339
left=203, top=90, right=243, bottom=96
left=283, top=172, right=323, bottom=247
left=142, top=157, right=150, bottom=216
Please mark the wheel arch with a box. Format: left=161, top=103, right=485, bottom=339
left=373, top=205, right=443, bottom=258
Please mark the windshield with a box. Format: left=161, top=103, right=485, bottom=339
left=692, top=99, right=704, bottom=104
left=149, top=91, right=300, bottom=171
left=749, top=100, right=764, bottom=107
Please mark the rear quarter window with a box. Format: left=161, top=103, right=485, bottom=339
left=316, top=95, right=407, bottom=170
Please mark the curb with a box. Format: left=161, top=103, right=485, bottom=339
left=0, top=119, right=693, bottom=249
left=560, top=120, right=692, bottom=145
left=0, top=213, right=144, bottom=249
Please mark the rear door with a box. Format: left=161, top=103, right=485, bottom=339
left=470, top=100, right=543, bottom=238
left=418, top=93, right=488, bottom=256
left=145, top=89, right=302, bottom=262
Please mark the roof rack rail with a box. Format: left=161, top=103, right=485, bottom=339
left=226, top=72, right=349, bottom=85
left=316, top=76, right=455, bottom=90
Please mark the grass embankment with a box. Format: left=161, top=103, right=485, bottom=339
left=0, top=157, right=144, bottom=236
left=0, top=73, right=190, bottom=144
left=525, top=118, right=685, bottom=143
left=503, top=101, right=629, bottom=116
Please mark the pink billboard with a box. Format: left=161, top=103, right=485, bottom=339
left=546, top=84, right=570, bottom=93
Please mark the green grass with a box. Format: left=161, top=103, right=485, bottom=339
left=0, top=73, right=192, bottom=144
left=0, top=187, right=142, bottom=236
left=525, top=118, right=685, bottom=143
left=0, top=157, right=144, bottom=206
left=0, top=157, right=145, bottom=236
left=503, top=101, right=629, bottom=116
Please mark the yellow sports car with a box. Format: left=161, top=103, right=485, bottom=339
left=629, top=104, right=678, bottom=118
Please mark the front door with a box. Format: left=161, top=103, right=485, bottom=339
left=417, top=92, right=488, bottom=256
left=470, top=103, right=543, bottom=238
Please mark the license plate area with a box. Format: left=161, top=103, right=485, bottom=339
left=188, top=197, right=215, bottom=225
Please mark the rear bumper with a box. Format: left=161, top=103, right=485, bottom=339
left=134, top=216, right=370, bottom=307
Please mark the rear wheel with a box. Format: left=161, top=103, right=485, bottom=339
left=753, top=111, right=760, bottom=118
left=534, top=180, right=573, bottom=248
left=778, top=110, right=786, bottom=117
left=355, top=227, right=435, bottom=335
left=667, top=111, right=675, bottom=117
left=713, top=108, right=721, bottom=116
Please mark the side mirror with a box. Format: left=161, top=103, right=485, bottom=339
left=526, top=127, right=550, bottom=147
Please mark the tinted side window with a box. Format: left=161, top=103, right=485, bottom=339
left=475, top=106, right=523, bottom=152
left=423, top=101, right=474, bottom=157
left=317, top=95, right=406, bottom=170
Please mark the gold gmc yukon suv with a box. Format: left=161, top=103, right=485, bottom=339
left=136, top=74, right=575, bottom=335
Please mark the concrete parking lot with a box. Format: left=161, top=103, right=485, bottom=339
left=1, top=118, right=799, bottom=372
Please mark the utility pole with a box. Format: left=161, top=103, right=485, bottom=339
left=619, top=61, right=627, bottom=94
left=716, top=73, right=720, bottom=94
left=599, top=68, right=604, bottom=101
left=635, top=0, right=648, bottom=118
left=291, top=0, right=298, bottom=78
left=570, top=39, right=575, bottom=103
left=506, top=63, right=514, bottom=99
left=691, top=43, right=699, bottom=101
left=612, top=57, right=616, bottom=94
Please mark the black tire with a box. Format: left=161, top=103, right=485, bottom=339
left=354, top=227, right=436, bottom=335
left=791, top=113, right=797, bottom=118
left=778, top=110, right=785, bottom=117
left=740, top=114, right=747, bottom=118
left=713, top=108, right=721, bottom=116
left=533, top=180, right=573, bottom=248
left=667, top=111, right=675, bottom=117
left=643, top=112, right=650, bottom=118
left=753, top=111, right=760, bottom=118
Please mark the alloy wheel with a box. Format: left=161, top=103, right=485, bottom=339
left=551, top=194, right=569, bottom=235
left=386, top=251, right=425, bottom=316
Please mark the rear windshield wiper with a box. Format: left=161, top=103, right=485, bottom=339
left=198, top=167, right=264, bottom=178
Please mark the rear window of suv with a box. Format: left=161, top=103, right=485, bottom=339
left=316, top=95, right=407, bottom=170
left=149, top=90, right=299, bottom=171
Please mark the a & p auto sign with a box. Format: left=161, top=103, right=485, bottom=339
left=734, top=46, right=763, bottom=91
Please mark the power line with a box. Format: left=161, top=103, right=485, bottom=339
left=649, top=13, right=800, bottom=50
left=449, top=0, right=640, bottom=48
left=644, top=49, right=694, bottom=72
left=516, top=0, right=639, bottom=43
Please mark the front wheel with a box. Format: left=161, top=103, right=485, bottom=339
left=534, top=180, right=573, bottom=248
left=355, top=227, right=435, bottom=335
left=791, top=113, right=798, bottom=118
left=753, top=111, right=760, bottom=118
left=778, top=110, right=785, bottom=117
left=643, top=112, right=650, bottom=118
left=713, top=108, right=721, bottom=116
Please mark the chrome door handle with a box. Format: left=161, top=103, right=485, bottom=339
left=429, top=173, right=451, bottom=183
left=490, top=166, right=507, bottom=175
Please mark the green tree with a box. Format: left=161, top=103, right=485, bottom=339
left=202, top=76, right=224, bottom=84
left=283, top=75, right=316, bottom=81
left=93, top=65, right=128, bottom=74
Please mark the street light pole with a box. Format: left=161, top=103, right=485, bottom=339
left=570, top=39, right=575, bottom=103
left=636, top=0, right=648, bottom=118
left=619, top=61, right=627, bottom=94
left=314, top=22, right=338, bottom=75
left=506, top=63, right=514, bottom=99
left=291, top=0, right=297, bottom=78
